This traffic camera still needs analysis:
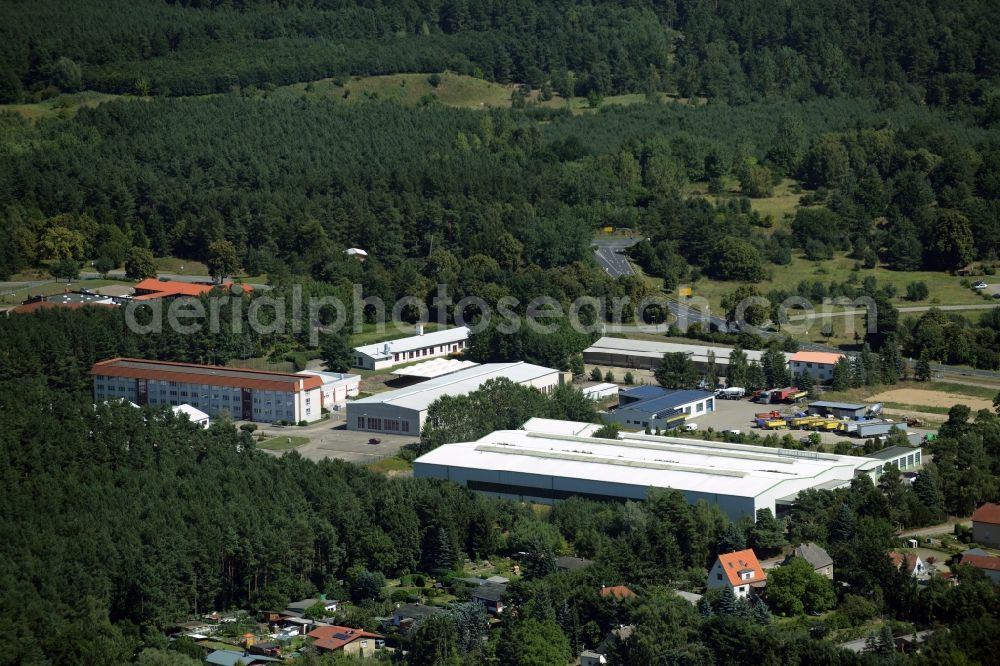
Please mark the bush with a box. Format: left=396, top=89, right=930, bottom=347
left=239, top=423, right=257, bottom=433
left=413, top=574, right=426, bottom=588
left=905, top=281, right=929, bottom=301
left=297, top=420, right=307, bottom=426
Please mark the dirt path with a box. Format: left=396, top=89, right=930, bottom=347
left=868, top=388, right=993, bottom=411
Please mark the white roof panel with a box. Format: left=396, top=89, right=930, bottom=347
left=416, top=420, right=879, bottom=499
left=353, top=362, right=558, bottom=412
left=353, top=326, right=470, bottom=360
left=392, top=358, right=480, bottom=379
left=584, top=336, right=778, bottom=365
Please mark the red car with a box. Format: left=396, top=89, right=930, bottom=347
left=368, top=438, right=381, bottom=445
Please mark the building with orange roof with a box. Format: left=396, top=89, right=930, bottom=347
left=306, top=625, right=383, bottom=657
left=91, top=357, right=331, bottom=423
left=131, top=277, right=252, bottom=301
left=707, top=549, right=767, bottom=598
left=971, top=502, right=1000, bottom=547
left=789, top=350, right=846, bottom=383
left=888, top=551, right=926, bottom=577
left=599, top=585, right=637, bottom=600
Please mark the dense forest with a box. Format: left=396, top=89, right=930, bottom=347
left=2, top=307, right=1000, bottom=664
left=4, top=0, right=1000, bottom=663
left=1, top=0, right=998, bottom=103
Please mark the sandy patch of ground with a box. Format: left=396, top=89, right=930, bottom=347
left=868, top=388, right=992, bottom=411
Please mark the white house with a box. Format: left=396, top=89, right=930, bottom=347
left=172, top=404, right=210, bottom=428
left=297, top=370, right=360, bottom=409
left=352, top=326, right=470, bottom=370
left=889, top=551, right=926, bottom=577
left=706, top=549, right=767, bottom=598
left=789, top=351, right=845, bottom=382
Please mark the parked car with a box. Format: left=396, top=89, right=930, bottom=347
left=682, top=423, right=698, bottom=431
left=368, top=437, right=381, bottom=445
left=972, top=281, right=987, bottom=289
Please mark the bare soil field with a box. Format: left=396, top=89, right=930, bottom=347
left=868, top=388, right=993, bottom=411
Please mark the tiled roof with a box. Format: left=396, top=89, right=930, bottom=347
left=91, top=357, right=322, bottom=392
left=307, top=625, right=382, bottom=652
left=888, top=551, right=920, bottom=573
left=971, top=502, right=1000, bottom=525
left=132, top=278, right=252, bottom=300
left=599, top=585, right=637, bottom=599
left=960, top=554, right=1000, bottom=572
left=717, top=549, right=766, bottom=587
left=793, top=542, right=833, bottom=570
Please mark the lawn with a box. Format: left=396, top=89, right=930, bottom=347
left=349, top=321, right=447, bottom=348
left=154, top=256, right=209, bottom=276
left=685, top=177, right=804, bottom=222
left=685, top=252, right=985, bottom=322
left=257, top=436, right=309, bottom=450
left=0, top=91, right=134, bottom=121
left=0, top=278, right=132, bottom=305
left=368, top=456, right=413, bottom=475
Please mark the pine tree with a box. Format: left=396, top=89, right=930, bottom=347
left=750, top=594, right=772, bottom=625
left=715, top=586, right=739, bottom=616
left=880, top=335, right=902, bottom=384
left=704, top=351, right=719, bottom=391
left=727, top=347, right=749, bottom=389
left=915, top=349, right=931, bottom=381
left=830, top=503, right=857, bottom=543
left=716, top=522, right=746, bottom=553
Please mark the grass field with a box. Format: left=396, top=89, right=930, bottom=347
left=685, top=177, right=804, bottom=222
left=257, top=435, right=309, bottom=450
left=0, top=91, right=134, bottom=120
left=0, top=73, right=656, bottom=122
left=349, top=321, right=447, bottom=348
left=685, top=252, right=985, bottom=317
left=0, top=278, right=132, bottom=305
left=369, top=456, right=413, bottom=475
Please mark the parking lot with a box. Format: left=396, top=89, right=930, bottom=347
left=252, top=413, right=418, bottom=464
left=681, top=398, right=857, bottom=446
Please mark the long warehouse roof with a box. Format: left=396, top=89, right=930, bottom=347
left=416, top=419, right=880, bottom=499
left=351, top=362, right=558, bottom=412
left=584, top=336, right=776, bottom=365
left=354, top=326, right=470, bottom=360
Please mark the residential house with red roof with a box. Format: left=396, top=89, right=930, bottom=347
left=306, top=625, right=383, bottom=657
left=958, top=552, right=1000, bottom=584
left=707, top=549, right=766, bottom=598
left=971, top=502, right=1000, bottom=548
left=889, top=551, right=926, bottom=578
left=599, top=585, right=637, bottom=600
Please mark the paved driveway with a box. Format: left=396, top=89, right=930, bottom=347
left=255, top=414, right=418, bottom=463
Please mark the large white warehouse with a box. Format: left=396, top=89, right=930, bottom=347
left=413, top=418, right=882, bottom=519
left=346, top=362, right=560, bottom=435
left=352, top=326, right=470, bottom=370
left=582, top=336, right=781, bottom=373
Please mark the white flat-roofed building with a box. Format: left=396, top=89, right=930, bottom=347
left=172, top=404, right=210, bottom=428
left=352, top=326, right=470, bottom=370
left=414, top=419, right=882, bottom=520
left=583, top=337, right=779, bottom=374
left=297, top=369, right=360, bottom=408
left=347, top=362, right=560, bottom=435
left=579, top=382, right=619, bottom=401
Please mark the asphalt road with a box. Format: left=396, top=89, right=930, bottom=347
left=592, top=238, right=641, bottom=277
